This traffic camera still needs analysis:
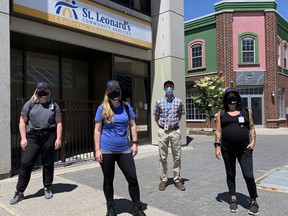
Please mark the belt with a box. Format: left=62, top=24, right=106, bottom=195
left=159, top=125, right=179, bottom=131
left=31, top=127, right=56, bottom=133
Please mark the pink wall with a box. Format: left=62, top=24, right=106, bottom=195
left=233, top=12, right=266, bottom=70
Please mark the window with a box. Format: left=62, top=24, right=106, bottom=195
left=242, top=39, right=255, bottom=63
left=110, top=0, right=151, bottom=15
left=284, top=43, right=287, bottom=68
left=277, top=40, right=281, bottom=66
left=186, top=89, right=205, bottom=120
left=278, top=88, right=285, bottom=119
left=238, top=33, right=259, bottom=64
left=188, top=39, right=206, bottom=70
left=192, top=44, right=202, bottom=68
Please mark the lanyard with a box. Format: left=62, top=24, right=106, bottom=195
left=164, top=97, right=174, bottom=111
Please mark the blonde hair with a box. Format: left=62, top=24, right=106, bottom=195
left=101, top=94, right=115, bottom=123
left=31, top=89, right=51, bottom=103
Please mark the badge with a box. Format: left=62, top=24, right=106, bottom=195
left=238, top=116, right=244, bottom=123
left=164, top=124, right=169, bottom=130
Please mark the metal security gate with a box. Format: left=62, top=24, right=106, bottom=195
left=11, top=98, right=100, bottom=175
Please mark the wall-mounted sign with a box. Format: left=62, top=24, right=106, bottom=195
left=236, top=71, right=264, bottom=86
left=13, top=0, right=152, bottom=49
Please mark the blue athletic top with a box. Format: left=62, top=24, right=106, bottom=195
left=95, top=102, right=136, bottom=152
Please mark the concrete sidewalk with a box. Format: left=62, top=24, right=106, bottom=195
left=0, top=132, right=287, bottom=216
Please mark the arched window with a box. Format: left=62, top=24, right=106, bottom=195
left=238, top=33, right=259, bottom=64
left=188, top=39, right=206, bottom=70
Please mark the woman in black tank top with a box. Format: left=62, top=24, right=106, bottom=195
left=214, top=87, right=259, bottom=215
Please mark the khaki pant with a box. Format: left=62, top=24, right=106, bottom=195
left=158, top=128, right=182, bottom=182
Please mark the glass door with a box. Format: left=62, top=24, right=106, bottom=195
left=116, top=75, right=150, bottom=143
left=241, top=96, right=263, bottom=126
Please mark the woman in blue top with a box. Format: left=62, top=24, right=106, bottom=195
left=94, top=80, right=146, bottom=216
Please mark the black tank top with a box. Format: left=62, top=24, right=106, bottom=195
left=221, top=112, right=250, bottom=145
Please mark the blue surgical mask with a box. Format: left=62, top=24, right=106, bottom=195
left=227, top=97, right=238, bottom=105
left=165, top=87, right=174, bottom=95
left=38, top=91, right=49, bottom=98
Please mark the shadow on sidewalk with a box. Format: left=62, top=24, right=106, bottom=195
left=166, top=177, right=189, bottom=187
left=115, top=198, right=148, bottom=215
left=216, top=192, right=251, bottom=209
left=24, top=183, right=78, bottom=200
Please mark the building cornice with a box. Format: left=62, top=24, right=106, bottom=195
left=214, top=1, right=277, bottom=12
left=184, top=14, right=216, bottom=31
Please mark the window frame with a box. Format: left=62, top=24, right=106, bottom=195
left=238, top=32, right=259, bottom=65
left=110, top=0, right=151, bottom=15
left=278, top=88, right=285, bottom=119
left=188, top=39, right=206, bottom=71
left=283, top=41, right=287, bottom=69
left=277, top=38, right=281, bottom=66
left=186, top=88, right=206, bottom=121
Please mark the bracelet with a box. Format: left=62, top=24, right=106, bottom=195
left=132, top=141, right=139, bottom=144
left=214, top=143, right=221, bottom=148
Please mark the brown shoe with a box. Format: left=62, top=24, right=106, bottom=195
left=158, top=181, right=166, bottom=191
left=175, top=181, right=185, bottom=191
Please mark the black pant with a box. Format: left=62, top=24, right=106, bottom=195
left=100, top=153, right=140, bottom=203
left=16, top=129, right=56, bottom=192
left=221, top=144, right=258, bottom=199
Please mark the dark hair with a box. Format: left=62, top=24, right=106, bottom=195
left=222, top=88, right=242, bottom=111
left=163, top=80, right=174, bottom=87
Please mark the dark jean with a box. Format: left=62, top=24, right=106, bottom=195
left=16, top=129, right=56, bottom=192
left=221, top=143, right=258, bottom=199
left=100, top=153, right=140, bottom=203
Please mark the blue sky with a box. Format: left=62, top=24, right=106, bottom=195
left=184, top=0, right=288, bottom=21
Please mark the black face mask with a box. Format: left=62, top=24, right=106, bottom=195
left=38, top=91, right=49, bottom=98
left=227, top=97, right=238, bottom=105
left=107, top=91, right=120, bottom=101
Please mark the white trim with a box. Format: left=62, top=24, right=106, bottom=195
left=186, top=71, right=218, bottom=77
left=186, top=120, right=206, bottom=122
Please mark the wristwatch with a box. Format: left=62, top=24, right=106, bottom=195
left=214, top=142, right=221, bottom=148
left=132, top=141, right=139, bottom=144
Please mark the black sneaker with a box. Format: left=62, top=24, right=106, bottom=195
left=248, top=201, right=259, bottom=215
left=133, top=202, right=146, bottom=216
left=228, top=200, right=238, bottom=213
left=10, top=191, right=24, bottom=205
left=44, top=187, right=53, bottom=199
left=106, top=201, right=116, bottom=216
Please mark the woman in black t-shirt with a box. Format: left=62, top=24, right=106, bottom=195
left=214, top=88, right=259, bottom=216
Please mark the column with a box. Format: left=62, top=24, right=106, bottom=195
left=0, top=0, right=11, bottom=179
left=151, top=1, right=186, bottom=145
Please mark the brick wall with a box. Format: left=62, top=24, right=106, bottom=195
left=265, top=12, right=279, bottom=128
left=216, top=12, right=234, bottom=87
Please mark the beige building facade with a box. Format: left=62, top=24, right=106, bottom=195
left=0, top=0, right=185, bottom=178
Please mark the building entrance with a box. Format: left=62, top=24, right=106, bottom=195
left=10, top=33, right=150, bottom=174
left=116, top=75, right=150, bottom=143
left=242, top=96, right=264, bottom=126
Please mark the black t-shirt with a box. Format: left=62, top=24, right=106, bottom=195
left=221, top=111, right=250, bottom=145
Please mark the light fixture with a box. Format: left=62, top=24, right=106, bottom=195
left=271, top=91, right=275, bottom=97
